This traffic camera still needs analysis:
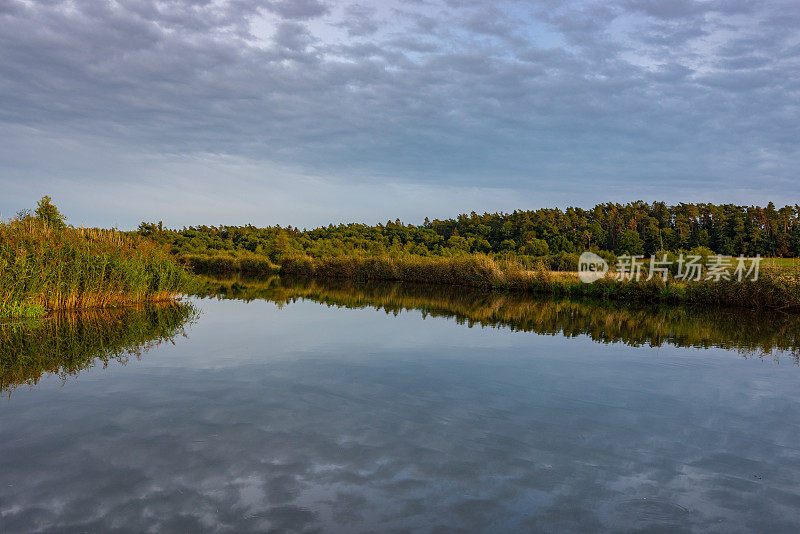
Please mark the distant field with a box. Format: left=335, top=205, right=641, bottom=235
left=764, top=257, right=800, bottom=270
left=525, top=257, right=800, bottom=279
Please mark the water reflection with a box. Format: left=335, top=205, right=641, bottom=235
left=4, top=281, right=800, bottom=532
left=0, top=302, right=197, bottom=393
left=194, top=275, right=800, bottom=360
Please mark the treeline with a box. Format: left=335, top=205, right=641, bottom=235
left=139, top=201, right=800, bottom=263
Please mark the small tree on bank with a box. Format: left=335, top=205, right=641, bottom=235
left=35, top=196, right=67, bottom=229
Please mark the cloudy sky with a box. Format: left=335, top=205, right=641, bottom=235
left=1, top=0, right=798, bottom=228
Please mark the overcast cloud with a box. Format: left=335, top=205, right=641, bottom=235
left=0, top=0, right=798, bottom=227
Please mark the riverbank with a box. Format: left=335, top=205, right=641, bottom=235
left=277, top=254, right=800, bottom=310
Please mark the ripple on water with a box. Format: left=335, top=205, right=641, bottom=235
left=616, top=498, right=692, bottom=526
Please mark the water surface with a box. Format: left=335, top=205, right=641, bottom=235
left=2, top=278, right=800, bottom=532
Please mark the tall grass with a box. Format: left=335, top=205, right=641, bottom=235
left=0, top=217, right=193, bottom=317
left=281, top=254, right=506, bottom=287
left=279, top=254, right=800, bottom=310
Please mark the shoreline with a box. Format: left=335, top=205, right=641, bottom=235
left=0, top=293, right=187, bottom=320
left=270, top=255, right=800, bottom=311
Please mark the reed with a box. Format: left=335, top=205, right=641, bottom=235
left=279, top=254, right=800, bottom=310
left=0, top=217, right=193, bottom=317
left=281, top=254, right=506, bottom=287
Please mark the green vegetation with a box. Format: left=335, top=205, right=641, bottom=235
left=277, top=254, right=800, bottom=310
left=178, top=253, right=278, bottom=276
left=130, top=200, right=800, bottom=310
left=0, top=302, right=197, bottom=393
left=764, top=257, right=800, bottom=270
left=34, top=195, right=67, bottom=230
left=1, top=198, right=192, bottom=317
left=194, top=276, right=800, bottom=360
left=3, top=197, right=798, bottom=315
left=139, top=201, right=800, bottom=267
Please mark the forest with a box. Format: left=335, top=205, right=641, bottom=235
left=138, top=201, right=800, bottom=269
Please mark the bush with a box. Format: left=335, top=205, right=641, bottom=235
left=180, top=253, right=277, bottom=276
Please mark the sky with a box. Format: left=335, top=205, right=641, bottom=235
left=0, top=0, right=798, bottom=229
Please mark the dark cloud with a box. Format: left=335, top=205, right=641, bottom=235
left=0, top=0, right=797, bottom=226
left=337, top=3, right=381, bottom=36
left=273, top=21, right=315, bottom=51
left=265, top=0, right=330, bottom=21
left=463, top=6, right=515, bottom=38
left=622, top=0, right=709, bottom=19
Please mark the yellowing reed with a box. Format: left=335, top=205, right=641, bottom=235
left=0, top=216, right=192, bottom=317
left=279, top=254, right=800, bottom=310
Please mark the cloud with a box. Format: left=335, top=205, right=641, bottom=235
left=273, top=21, right=315, bottom=51
left=337, top=3, right=381, bottom=36
left=0, top=0, right=798, bottom=226
left=266, top=0, right=330, bottom=20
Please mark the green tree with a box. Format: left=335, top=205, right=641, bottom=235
left=447, top=235, right=470, bottom=252
left=138, top=221, right=159, bottom=236
left=35, top=196, right=66, bottom=229
left=499, top=239, right=517, bottom=252
left=521, top=237, right=549, bottom=256
left=616, top=229, right=644, bottom=255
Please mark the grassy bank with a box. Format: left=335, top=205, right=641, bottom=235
left=279, top=254, right=800, bottom=310
left=1, top=214, right=192, bottom=318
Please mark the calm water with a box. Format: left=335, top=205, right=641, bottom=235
left=2, top=278, right=800, bottom=532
